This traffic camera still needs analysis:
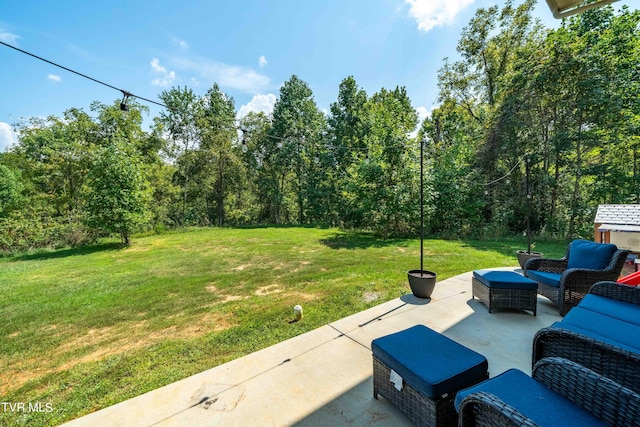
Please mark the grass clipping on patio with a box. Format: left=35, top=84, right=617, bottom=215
left=0, top=227, right=561, bottom=426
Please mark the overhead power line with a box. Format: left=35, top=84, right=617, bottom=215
left=0, top=40, right=166, bottom=108
left=483, top=156, right=524, bottom=186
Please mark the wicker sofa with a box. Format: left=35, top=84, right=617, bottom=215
left=533, top=281, right=640, bottom=393
left=455, top=357, right=640, bottom=426
left=523, top=239, right=629, bottom=315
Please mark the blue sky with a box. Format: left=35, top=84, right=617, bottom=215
left=0, top=0, right=614, bottom=152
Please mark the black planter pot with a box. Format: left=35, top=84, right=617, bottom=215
left=408, top=270, right=437, bottom=298
left=516, top=250, right=543, bottom=270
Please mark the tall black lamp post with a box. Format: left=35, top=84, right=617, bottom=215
left=408, top=136, right=437, bottom=298
left=516, top=155, right=543, bottom=269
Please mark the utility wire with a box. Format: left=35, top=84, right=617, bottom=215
left=0, top=40, right=166, bottom=108
left=483, top=155, right=524, bottom=186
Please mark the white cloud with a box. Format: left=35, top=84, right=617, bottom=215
left=47, top=74, right=61, bottom=82
left=170, top=56, right=270, bottom=94
left=416, top=106, right=430, bottom=123
left=0, top=30, right=19, bottom=44
left=258, top=55, right=268, bottom=67
left=150, top=58, right=177, bottom=87
left=236, top=93, right=277, bottom=119
left=0, top=122, right=18, bottom=152
left=409, top=106, right=431, bottom=138
left=406, top=0, right=475, bottom=32
left=171, top=36, right=189, bottom=49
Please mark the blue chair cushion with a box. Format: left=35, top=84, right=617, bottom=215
left=371, top=325, right=488, bottom=399
left=567, top=239, right=616, bottom=270
left=560, top=306, right=640, bottom=352
left=525, top=270, right=561, bottom=288
left=454, top=369, right=606, bottom=426
left=550, top=321, right=640, bottom=354
left=473, top=270, right=537, bottom=290
left=579, top=294, right=640, bottom=327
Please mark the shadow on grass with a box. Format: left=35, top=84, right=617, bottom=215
left=320, top=232, right=410, bottom=250
left=12, top=242, right=124, bottom=262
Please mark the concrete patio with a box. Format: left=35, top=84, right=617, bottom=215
left=62, top=267, right=562, bottom=426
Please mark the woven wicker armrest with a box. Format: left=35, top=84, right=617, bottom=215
left=533, top=357, right=640, bottom=426
left=590, top=281, right=640, bottom=305
left=532, top=327, right=640, bottom=393
left=562, top=268, right=621, bottom=291
left=605, top=249, right=631, bottom=271
left=524, top=257, right=567, bottom=274
left=458, top=391, right=537, bottom=427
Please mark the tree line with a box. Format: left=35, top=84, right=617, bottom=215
left=0, top=1, right=638, bottom=252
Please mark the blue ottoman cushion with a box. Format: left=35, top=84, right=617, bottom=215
left=371, top=325, right=488, bottom=399
left=454, top=369, right=605, bottom=426
left=473, top=270, right=538, bottom=290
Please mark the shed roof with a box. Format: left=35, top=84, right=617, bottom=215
left=595, top=204, right=640, bottom=226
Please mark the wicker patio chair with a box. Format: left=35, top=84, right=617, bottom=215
left=458, top=357, right=640, bottom=426
left=523, top=239, right=629, bottom=315
left=533, top=281, right=640, bottom=393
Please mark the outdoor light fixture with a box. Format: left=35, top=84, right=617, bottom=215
left=120, top=90, right=132, bottom=111
left=545, top=0, right=619, bottom=19
left=240, top=129, right=249, bottom=153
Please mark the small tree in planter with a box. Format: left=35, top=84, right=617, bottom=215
left=517, top=237, right=542, bottom=270
left=516, top=155, right=542, bottom=269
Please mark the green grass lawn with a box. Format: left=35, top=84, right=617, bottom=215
left=0, top=227, right=567, bottom=426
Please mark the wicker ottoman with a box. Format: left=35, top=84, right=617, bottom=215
left=372, top=325, right=488, bottom=427
left=472, top=270, right=538, bottom=316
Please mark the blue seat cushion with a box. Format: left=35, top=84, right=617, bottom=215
left=473, top=270, right=537, bottom=290
left=559, top=306, right=640, bottom=352
left=525, top=270, right=561, bottom=288
left=454, top=369, right=606, bottom=426
left=579, top=294, right=640, bottom=327
left=567, top=239, right=616, bottom=270
left=371, top=325, right=488, bottom=399
left=550, top=321, right=640, bottom=354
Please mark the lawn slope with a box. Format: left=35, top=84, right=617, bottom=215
left=0, top=227, right=565, bottom=426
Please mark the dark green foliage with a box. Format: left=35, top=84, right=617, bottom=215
left=83, top=139, right=151, bottom=245
left=0, top=164, right=22, bottom=215
left=432, top=3, right=639, bottom=239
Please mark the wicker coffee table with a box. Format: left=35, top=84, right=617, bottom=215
left=472, top=270, right=538, bottom=316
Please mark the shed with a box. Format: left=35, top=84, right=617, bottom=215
left=594, top=204, right=640, bottom=252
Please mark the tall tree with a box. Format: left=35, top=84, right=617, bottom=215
left=269, top=75, right=325, bottom=224
left=419, top=101, right=485, bottom=235
left=12, top=109, right=98, bottom=218
left=198, top=84, right=240, bottom=226
left=438, top=0, right=538, bottom=176
left=155, top=87, right=201, bottom=225
left=327, top=76, right=370, bottom=225
left=237, top=112, right=273, bottom=223
left=350, top=86, right=418, bottom=237
left=84, top=138, right=151, bottom=245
